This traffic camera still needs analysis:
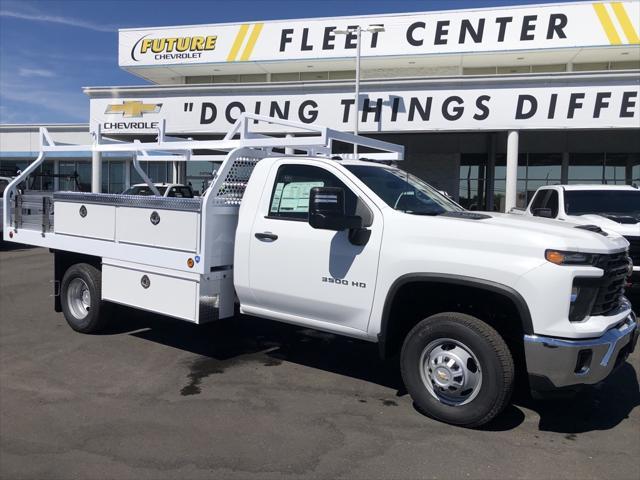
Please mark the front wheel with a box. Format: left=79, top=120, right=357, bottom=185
left=60, top=263, right=108, bottom=333
left=401, top=312, right=514, bottom=427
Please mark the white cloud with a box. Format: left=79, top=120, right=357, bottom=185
left=0, top=9, right=116, bottom=32
left=0, top=79, right=88, bottom=122
left=18, top=67, right=56, bottom=78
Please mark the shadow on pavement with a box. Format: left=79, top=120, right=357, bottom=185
left=104, top=307, right=405, bottom=393
left=519, top=363, right=640, bottom=434
left=0, top=240, right=37, bottom=252
left=101, top=305, right=639, bottom=433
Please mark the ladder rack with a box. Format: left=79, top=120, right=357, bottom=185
left=41, top=113, right=405, bottom=160
left=2, top=114, right=404, bottom=240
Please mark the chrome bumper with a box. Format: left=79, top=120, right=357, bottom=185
left=524, top=312, right=638, bottom=391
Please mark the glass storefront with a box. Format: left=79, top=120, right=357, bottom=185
left=460, top=151, right=639, bottom=211
left=568, top=153, right=636, bottom=185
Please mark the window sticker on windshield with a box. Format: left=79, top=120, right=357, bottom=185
left=271, top=181, right=324, bottom=213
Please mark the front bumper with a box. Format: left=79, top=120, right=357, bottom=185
left=524, top=311, right=638, bottom=391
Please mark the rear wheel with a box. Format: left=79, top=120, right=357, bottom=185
left=60, top=263, right=108, bottom=333
left=401, top=312, right=514, bottom=427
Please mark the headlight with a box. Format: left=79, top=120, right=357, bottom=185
left=545, top=249, right=597, bottom=266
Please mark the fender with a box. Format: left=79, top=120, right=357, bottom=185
left=377, top=273, right=534, bottom=358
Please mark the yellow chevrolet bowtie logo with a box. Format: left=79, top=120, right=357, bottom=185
left=105, top=101, right=162, bottom=118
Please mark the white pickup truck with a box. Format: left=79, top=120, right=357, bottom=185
left=2, top=115, right=637, bottom=427
left=519, top=185, right=639, bottom=290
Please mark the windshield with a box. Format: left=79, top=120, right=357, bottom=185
left=0, top=179, right=8, bottom=198
left=123, top=185, right=168, bottom=196
left=565, top=190, right=640, bottom=217
left=345, top=165, right=463, bottom=215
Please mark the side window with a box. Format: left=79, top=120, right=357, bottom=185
left=546, top=190, right=559, bottom=217
left=268, top=164, right=357, bottom=220
left=529, top=190, right=547, bottom=212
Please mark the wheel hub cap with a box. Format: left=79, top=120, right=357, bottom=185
left=420, top=338, right=483, bottom=407
left=67, top=278, right=91, bottom=320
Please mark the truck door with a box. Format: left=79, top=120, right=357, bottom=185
left=247, top=161, right=382, bottom=333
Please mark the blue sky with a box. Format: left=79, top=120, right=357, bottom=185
left=0, top=0, right=587, bottom=124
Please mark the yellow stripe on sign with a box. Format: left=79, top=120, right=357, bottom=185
left=227, top=24, right=250, bottom=61
left=240, top=23, right=264, bottom=61
left=593, top=3, right=622, bottom=44
left=611, top=2, right=640, bottom=44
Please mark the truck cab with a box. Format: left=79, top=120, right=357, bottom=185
left=524, top=185, right=639, bottom=287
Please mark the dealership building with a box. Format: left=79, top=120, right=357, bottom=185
left=1, top=0, right=639, bottom=210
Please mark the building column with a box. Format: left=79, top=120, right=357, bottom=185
left=53, top=160, right=60, bottom=191
left=561, top=151, right=570, bottom=184
left=124, top=157, right=131, bottom=189
left=505, top=130, right=519, bottom=212
left=172, top=161, right=179, bottom=184
left=486, top=133, right=496, bottom=211
left=91, top=150, right=102, bottom=193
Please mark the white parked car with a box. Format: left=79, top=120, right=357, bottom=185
left=522, top=185, right=639, bottom=288
left=123, top=183, right=194, bottom=198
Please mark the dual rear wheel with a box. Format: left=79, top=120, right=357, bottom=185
left=60, top=263, right=108, bottom=333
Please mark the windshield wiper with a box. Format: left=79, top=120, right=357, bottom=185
left=403, top=210, right=444, bottom=216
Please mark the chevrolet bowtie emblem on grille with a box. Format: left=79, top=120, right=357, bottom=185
left=105, top=101, right=162, bottom=118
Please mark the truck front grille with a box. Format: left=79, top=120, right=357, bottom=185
left=623, top=236, right=640, bottom=268
left=590, top=252, right=630, bottom=316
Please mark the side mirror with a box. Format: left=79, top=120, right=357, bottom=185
left=532, top=207, right=554, bottom=218
left=309, top=187, right=362, bottom=231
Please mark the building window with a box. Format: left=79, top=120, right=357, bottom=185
left=573, top=62, right=609, bottom=71
left=493, top=153, right=562, bottom=209
left=496, top=65, right=530, bottom=74
left=271, top=72, right=300, bottom=82
left=239, top=73, right=267, bottom=82
left=329, top=70, right=356, bottom=80
left=573, top=61, right=640, bottom=71
left=130, top=161, right=170, bottom=186
left=463, top=67, right=497, bottom=75
left=610, top=60, right=640, bottom=70
left=569, top=153, right=638, bottom=185
left=463, top=64, right=567, bottom=75
left=300, top=71, right=329, bottom=81
left=531, top=64, right=566, bottom=73
left=212, top=74, right=240, bottom=83
left=186, top=75, right=213, bottom=84
left=458, top=154, right=487, bottom=210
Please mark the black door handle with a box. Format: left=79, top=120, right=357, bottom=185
left=255, top=232, right=278, bottom=241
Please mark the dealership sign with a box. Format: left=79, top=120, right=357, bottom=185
left=90, top=81, right=640, bottom=134
left=118, top=2, right=640, bottom=66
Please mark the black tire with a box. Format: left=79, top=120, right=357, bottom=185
left=401, top=312, right=514, bottom=427
left=60, top=263, right=108, bottom=334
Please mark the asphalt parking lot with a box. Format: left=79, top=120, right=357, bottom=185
left=0, top=245, right=639, bottom=480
